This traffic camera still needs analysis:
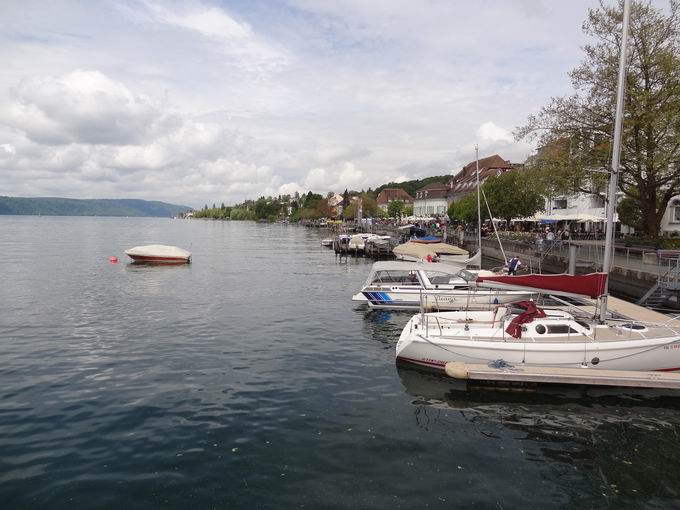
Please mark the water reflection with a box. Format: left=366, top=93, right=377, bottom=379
left=125, top=262, right=192, bottom=272
left=360, top=309, right=411, bottom=348
left=396, top=364, right=680, bottom=505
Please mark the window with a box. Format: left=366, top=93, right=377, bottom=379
left=553, top=199, right=568, bottom=209
left=672, top=199, right=680, bottom=223
left=547, top=324, right=579, bottom=334
left=591, top=195, right=605, bottom=208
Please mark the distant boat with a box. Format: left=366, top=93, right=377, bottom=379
left=124, top=245, right=191, bottom=264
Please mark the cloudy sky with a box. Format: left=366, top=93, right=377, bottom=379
left=0, top=0, right=623, bottom=207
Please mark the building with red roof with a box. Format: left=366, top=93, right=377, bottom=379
left=376, top=188, right=414, bottom=211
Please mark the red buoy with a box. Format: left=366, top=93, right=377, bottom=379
left=109, top=256, right=118, bottom=264
left=426, top=254, right=433, bottom=263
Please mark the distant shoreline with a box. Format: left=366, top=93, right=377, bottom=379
left=0, top=196, right=190, bottom=218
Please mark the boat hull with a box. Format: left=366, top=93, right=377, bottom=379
left=126, top=254, right=190, bottom=264
left=396, top=321, right=680, bottom=372
left=362, top=289, right=536, bottom=311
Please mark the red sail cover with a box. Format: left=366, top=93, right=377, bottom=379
left=476, top=273, right=608, bottom=299
left=505, top=301, right=547, bottom=338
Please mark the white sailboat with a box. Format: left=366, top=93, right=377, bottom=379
left=395, top=0, right=680, bottom=373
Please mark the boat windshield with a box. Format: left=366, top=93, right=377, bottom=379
left=366, top=270, right=421, bottom=286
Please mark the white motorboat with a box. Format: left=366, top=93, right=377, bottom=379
left=348, top=233, right=379, bottom=252
left=124, top=244, right=191, bottom=264
left=321, top=238, right=334, bottom=247
left=396, top=288, right=680, bottom=372
left=352, top=261, right=535, bottom=310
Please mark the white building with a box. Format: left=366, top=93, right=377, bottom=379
left=413, top=182, right=449, bottom=218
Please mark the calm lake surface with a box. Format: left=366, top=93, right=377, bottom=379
left=1, top=216, right=680, bottom=509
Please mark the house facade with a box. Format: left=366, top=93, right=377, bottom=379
left=413, top=182, right=449, bottom=217
left=446, top=154, right=515, bottom=205
left=376, top=188, right=414, bottom=212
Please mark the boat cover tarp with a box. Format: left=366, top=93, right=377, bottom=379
left=412, top=236, right=443, bottom=243
left=125, top=244, right=191, bottom=260
left=505, top=301, right=547, bottom=338
left=476, top=272, right=608, bottom=299
left=393, top=241, right=468, bottom=261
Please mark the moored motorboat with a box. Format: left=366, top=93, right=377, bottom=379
left=125, top=244, right=192, bottom=264
left=352, top=261, right=535, bottom=310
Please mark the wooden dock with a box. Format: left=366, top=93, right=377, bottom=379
left=444, top=362, right=680, bottom=389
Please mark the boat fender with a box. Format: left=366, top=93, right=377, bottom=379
left=445, top=362, right=469, bottom=380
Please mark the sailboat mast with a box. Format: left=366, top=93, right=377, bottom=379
left=599, top=0, right=631, bottom=322
left=475, top=145, right=482, bottom=260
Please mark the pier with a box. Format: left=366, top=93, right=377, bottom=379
left=444, top=362, right=680, bottom=389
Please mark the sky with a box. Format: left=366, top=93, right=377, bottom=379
left=0, top=0, right=632, bottom=208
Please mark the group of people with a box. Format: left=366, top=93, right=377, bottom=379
left=543, top=227, right=571, bottom=242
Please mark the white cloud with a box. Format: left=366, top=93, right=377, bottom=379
left=0, top=0, right=601, bottom=207
left=476, top=122, right=514, bottom=143
left=141, top=2, right=253, bottom=40
left=4, top=70, right=159, bottom=145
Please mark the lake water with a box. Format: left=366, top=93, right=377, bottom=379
left=1, top=216, right=680, bottom=509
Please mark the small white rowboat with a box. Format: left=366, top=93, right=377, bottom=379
left=125, top=244, right=191, bottom=264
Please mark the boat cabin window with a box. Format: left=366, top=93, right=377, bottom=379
left=535, top=324, right=580, bottom=335
left=575, top=320, right=591, bottom=330
left=547, top=324, right=579, bottom=334
left=457, top=270, right=477, bottom=282
left=424, top=271, right=455, bottom=285
left=619, top=323, right=647, bottom=331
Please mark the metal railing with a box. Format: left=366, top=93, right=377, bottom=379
left=658, top=256, right=680, bottom=290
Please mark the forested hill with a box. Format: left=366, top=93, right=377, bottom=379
left=373, top=175, right=451, bottom=197
left=0, top=197, right=190, bottom=217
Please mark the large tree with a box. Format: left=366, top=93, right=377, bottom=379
left=387, top=200, right=405, bottom=218
left=516, top=0, right=680, bottom=237
left=448, top=193, right=488, bottom=223
left=483, top=171, right=544, bottom=224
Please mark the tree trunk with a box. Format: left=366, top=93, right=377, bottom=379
left=641, top=201, right=661, bottom=238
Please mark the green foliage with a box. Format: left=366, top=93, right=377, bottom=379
left=254, top=197, right=280, bottom=220
left=387, top=200, right=405, bottom=218
left=342, top=189, right=350, bottom=207
left=448, top=193, right=487, bottom=223
left=360, top=193, right=380, bottom=217
left=230, top=208, right=255, bottom=220
left=374, top=176, right=450, bottom=198
left=403, top=205, right=413, bottom=216
left=301, top=192, right=323, bottom=209
left=618, top=196, right=644, bottom=231
left=482, top=172, right=544, bottom=223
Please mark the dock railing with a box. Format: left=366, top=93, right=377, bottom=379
left=657, top=251, right=680, bottom=291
